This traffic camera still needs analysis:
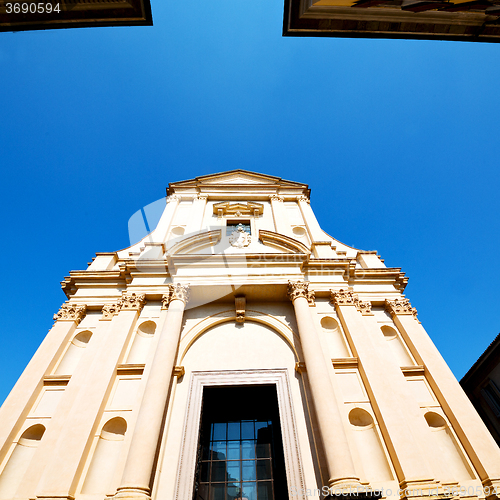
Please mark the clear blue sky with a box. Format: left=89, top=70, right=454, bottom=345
left=0, top=0, right=499, bottom=406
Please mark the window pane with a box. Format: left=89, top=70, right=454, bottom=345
left=242, top=461, right=256, bottom=481
left=211, top=461, right=226, bottom=482
left=227, top=483, right=239, bottom=499
left=227, top=462, right=240, bottom=482
left=200, top=461, right=210, bottom=482
left=213, top=423, right=226, bottom=441
left=258, top=481, right=273, bottom=500
left=256, top=460, right=272, bottom=480
left=256, top=443, right=271, bottom=459
left=211, top=483, right=225, bottom=500
left=211, top=441, right=226, bottom=460
left=228, top=422, right=240, bottom=440
left=227, top=441, right=240, bottom=461
left=197, top=483, right=209, bottom=500
left=242, top=440, right=255, bottom=459
left=241, top=421, right=254, bottom=440
left=241, top=482, right=257, bottom=500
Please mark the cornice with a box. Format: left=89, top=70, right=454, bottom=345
left=61, top=269, right=131, bottom=298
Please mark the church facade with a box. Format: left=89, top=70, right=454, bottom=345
left=0, top=170, right=499, bottom=500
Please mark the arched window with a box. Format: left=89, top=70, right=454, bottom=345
left=0, top=424, right=45, bottom=499
left=81, top=417, right=127, bottom=495
left=126, top=321, right=156, bottom=364
left=54, top=330, right=93, bottom=375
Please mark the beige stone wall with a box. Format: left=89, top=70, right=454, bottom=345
left=0, top=171, right=499, bottom=500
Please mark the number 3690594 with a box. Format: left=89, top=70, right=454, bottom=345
left=5, top=3, right=61, bottom=13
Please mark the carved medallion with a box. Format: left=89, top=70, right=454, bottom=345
left=229, top=225, right=251, bottom=248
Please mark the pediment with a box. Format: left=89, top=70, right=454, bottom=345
left=213, top=202, right=264, bottom=218
left=168, top=170, right=308, bottom=190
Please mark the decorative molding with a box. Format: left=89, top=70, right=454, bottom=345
left=212, top=201, right=263, bottom=218
left=53, top=303, right=87, bottom=324
left=167, top=194, right=180, bottom=203
left=118, top=292, right=146, bottom=311
left=101, top=302, right=121, bottom=320
left=259, top=230, right=310, bottom=255
left=297, top=195, right=310, bottom=204
left=235, top=296, right=246, bottom=323
left=269, top=194, right=284, bottom=202
left=117, top=364, right=145, bottom=375
left=161, top=293, right=171, bottom=310
left=195, top=194, right=208, bottom=201
left=332, top=358, right=359, bottom=369
left=173, top=366, right=185, bottom=378
left=174, top=369, right=306, bottom=500
left=330, top=288, right=357, bottom=306
left=163, top=283, right=191, bottom=308
left=287, top=281, right=310, bottom=303
left=168, top=230, right=221, bottom=255
left=307, top=289, right=316, bottom=307
left=295, top=361, right=306, bottom=374
left=330, top=289, right=373, bottom=315
left=356, top=300, right=373, bottom=316
left=229, top=225, right=252, bottom=248
left=401, top=365, right=425, bottom=376
left=43, top=375, right=71, bottom=386
left=385, top=298, right=418, bottom=319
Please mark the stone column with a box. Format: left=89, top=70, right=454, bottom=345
left=331, top=289, right=437, bottom=492
left=36, top=294, right=145, bottom=500
left=115, top=283, right=190, bottom=500
left=0, top=303, right=86, bottom=462
left=155, top=194, right=181, bottom=242
left=185, top=194, right=208, bottom=234
left=288, top=281, right=361, bottom=491
left=296, top=195, right=335, bottom=258
left=386, top=298, right=500, bottom=493
left=269, top=195, right=291, bottom=236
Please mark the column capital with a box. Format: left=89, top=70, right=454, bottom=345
left=118, top=292, right=146, bottom=311
left=101, top=302, right=121, bottom=320
left=167, top=194, right=180, bottom=203
left=195, top=193, right=208, bottom=201
left=385, top=298, right=418, bottom=319
left=269, top=194, right=284, bottom=202
left=287, top=280, right=308, bottom=302
left=53, top=303, right=87, bottom=324
left=330, top=289, right=372, bottom=315
left=162, top=284, right=190, bottom=309
left=297, top=195, right=310, bottom=204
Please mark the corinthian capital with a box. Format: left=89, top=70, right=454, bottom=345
left=270, top=194, right=284, bottom=202
left=118, top=292, right=146, bottom=311
left=167, top=194, right=180, bottom=204
left=101, top=302, right=121, bottom=320
left=297, top=195, right=310, bottom=204
left=330, top=288, right=357, bottom=306
left=330, top=289, right=372, bottom=315
left=53, top=303, right=87, bottom=324
left=287, top=281, right=310, bottom=303
left=163, top=283, right=190, bottom=308
left=385, top=298, right=418, bottom=319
